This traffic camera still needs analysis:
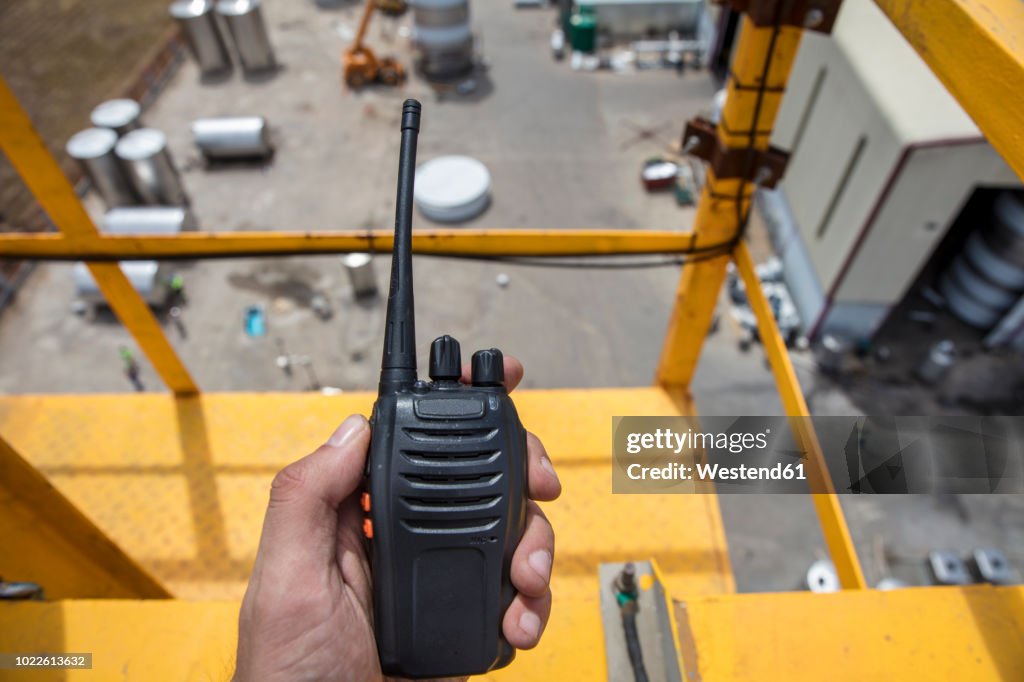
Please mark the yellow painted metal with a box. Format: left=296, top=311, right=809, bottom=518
left=0, top=388, right=732, bottom=680
left=674, top=585, right=1024, bottom=680
left=0, top=434, right=170, bottom=599
left=876, top=0, right=1024, bottom=180
left=0, top=229, right=700, bottom=260
left=0, top=77, right=197, bottom=396
left=0, top=600, right=239, bottom=681
left=719, top=22, right=804, bottom=150
left=655, top=172, right=750, bottom=390
left=3, top=585, right=1021, bottom=681
left=656, top=17, right=804, bottom=388
left=733, top=241, right=867, bottom=590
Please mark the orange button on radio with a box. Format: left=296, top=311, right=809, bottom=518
left=360, top=492, right=371, bottom=512
left=362, top=518, right=374, bottom=539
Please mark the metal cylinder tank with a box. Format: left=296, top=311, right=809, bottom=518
left=90, top=99, right=142, bottom=135
left=170, top=0, right=234, bottom=74
left=939, top=191, right=1024, bottom=329
left=342, top=253, right=378, bottom=299
left=215, top=0, right=277, bottom=73
left=114, top=129, right=190, bottom=207
left=410, top=0, right=474, bottom=78
left=65, top=128, right=137, bottom=208
left=102, top=206, right=198, bottom=234
left=191, top=117, right=273, bottom=159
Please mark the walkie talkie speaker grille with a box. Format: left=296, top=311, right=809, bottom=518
left=414, top=155, right=491, bottom=223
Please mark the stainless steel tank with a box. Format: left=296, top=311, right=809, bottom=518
left=90, top=99, right=142, bottom=135
left=114, top=129, right=190, bottom=207
left=410, top=0, right=474, bottom=78
left=65, top=127, right=137, bottom=207
left=215, top=0, right=277, bottom=73
left=939, top=191, right=1024, bottom=329
left=170, top=0, right=234, bottom=74
left=102, top=206, right=198, bottom=234
left=342, top=253, right=378, bottom=299
left=191, top=116, right=273, bottom=159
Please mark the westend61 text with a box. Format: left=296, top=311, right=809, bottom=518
left=626, top=461, right=806, bottom=482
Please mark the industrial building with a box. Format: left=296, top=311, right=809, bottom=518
left=0, top=0, right=1022, bottom=679
left=764, top=0, right=1023, bottom=345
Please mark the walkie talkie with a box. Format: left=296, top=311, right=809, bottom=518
left=364, top=99, right=529, bottom=679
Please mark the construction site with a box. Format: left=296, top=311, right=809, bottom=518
left=0, top=0, right=1022, bottom=679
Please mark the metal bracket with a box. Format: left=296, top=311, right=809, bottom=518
left=713, top=0, right=844, bottom=34
left=682, top=117, right=790, bottom=188
left=973, top=548, right=1016, bottom=585
left=929, top=551, right=972, bottom=585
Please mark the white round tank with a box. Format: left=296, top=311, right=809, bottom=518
left=90, top=99, right=142, bottom=135
left=414, top=155, right=491, bottom=223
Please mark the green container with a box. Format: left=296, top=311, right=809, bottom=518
left=559, top=2, right=573, bottom=35
left=569, top=12, right=597, bottom=53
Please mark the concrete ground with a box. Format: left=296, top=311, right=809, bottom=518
left=0, top=1, right=1020, bottom=592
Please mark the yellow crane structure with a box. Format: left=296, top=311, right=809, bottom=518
left=374, top=0, right=408, bottom=17
left=343, top=0, right=406, bottom=89
left=0, top=0, right=1023, bottom=678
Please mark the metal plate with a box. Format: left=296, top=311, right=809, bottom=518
left=929, top=551, right=972, bottom=585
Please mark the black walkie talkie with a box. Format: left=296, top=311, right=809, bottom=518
left=364, top=99, right=529, bottom=679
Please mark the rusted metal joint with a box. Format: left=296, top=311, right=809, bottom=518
left=712, top=0, right=843, bottom=34
left=681, top=118, right=790, bottom=188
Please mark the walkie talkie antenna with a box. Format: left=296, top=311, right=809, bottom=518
left=379, top=99, right=421, bottom=396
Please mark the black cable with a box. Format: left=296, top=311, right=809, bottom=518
left=622, top=606, right=650, bottom=682
left=731, top=1, right=790, bottom=244
left=418, top=245, right=734, bottom=269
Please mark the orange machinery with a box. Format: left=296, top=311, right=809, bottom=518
left=342, top=0, right=406, bottom=89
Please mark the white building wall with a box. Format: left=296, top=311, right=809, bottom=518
left=837, top=144, right=1019, bottom=304
left=762, top=0, right=1021, bottom=339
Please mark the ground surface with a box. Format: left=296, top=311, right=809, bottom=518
left=0, top=0, right=172, bottom=231
left=0, top=0, right=1020, bottom=593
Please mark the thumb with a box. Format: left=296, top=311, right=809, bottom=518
left=254, top=414, right=370, bottom=577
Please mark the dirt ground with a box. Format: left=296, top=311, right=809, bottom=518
left=0, top=0, right=173, bottom=231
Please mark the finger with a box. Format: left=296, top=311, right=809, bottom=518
left=527, top=432, right=561, bottom=502
left=502, top=590, right=552, bottom=650
left=252, top=415, right=370, bottom=582
left=510, top=501, right=555, bottom=598
left=460, top=354, right=524, bottom=392
left=337, top=503, right=373, bottom=617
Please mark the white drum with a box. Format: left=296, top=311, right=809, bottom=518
left=414, top=155, right=491, bottom=223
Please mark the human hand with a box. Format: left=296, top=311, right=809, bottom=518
left=234, top=356, right=561, bottom=681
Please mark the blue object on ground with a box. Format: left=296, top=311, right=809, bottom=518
left=244, top=305, right=266, bottom=338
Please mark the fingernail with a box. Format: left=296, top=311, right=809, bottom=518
left=540, top=456, right=560, bottom=485
left=327, top=414, right=366, bottom=447
left=519, top=611, right=541, bottom=640
left=528, top=550, right=552, bottom=583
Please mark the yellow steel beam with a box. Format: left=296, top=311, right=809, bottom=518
left=733, top=241, right=866, bottom=590
left=0, top=77, right=197, bottom=395
left=656, top=18, right=805, bottom=388
left=0, top=389, right=732, bottom=679
left=2, top=585, right=1020, bottom=680
left=0, top=600, right=239, bottom=681
left=0, top=434, right=170, bottom=599
left=876, top=0, right=1024, bottom=180
left=0, top=229, right=700, bottom=260
left=675, top=585, right=1024, bottom=680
